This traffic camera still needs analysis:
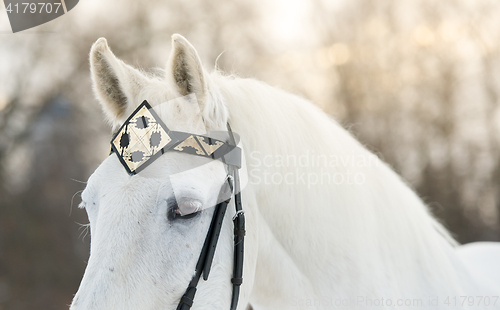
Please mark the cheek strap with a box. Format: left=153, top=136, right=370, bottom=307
left=176, top=170, right=245, bottom=310
left=176, top=123, right=245, bottom=310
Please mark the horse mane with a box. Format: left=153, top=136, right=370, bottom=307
left=210, top=71, right=480, bottom=297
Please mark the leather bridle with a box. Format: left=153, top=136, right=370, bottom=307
left=176, top=124, right=245, bottom=310
left=109, top=101, right=245, bottom=310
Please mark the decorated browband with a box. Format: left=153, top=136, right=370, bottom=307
left=110, top=100, right=241, bottom=175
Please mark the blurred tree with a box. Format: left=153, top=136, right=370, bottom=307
left=307, top=0, right=500, bottom=242
left=1, top=0, right=500, bottom=309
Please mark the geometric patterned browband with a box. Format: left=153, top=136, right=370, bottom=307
left=111, top=100, right=241, bottom=175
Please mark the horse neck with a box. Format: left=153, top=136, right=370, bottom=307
left=215, top=75, right=482, bottom=299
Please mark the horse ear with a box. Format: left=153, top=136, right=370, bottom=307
left=167, top=34, right=228, bottom=129
left=90, top=38, right=148, bottom=126
left=167, top=34, right=207, bottom=101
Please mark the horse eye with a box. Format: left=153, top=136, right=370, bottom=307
left=170, top=199, right=202, bottom=220
left=176, top=200, right=202, bottom=216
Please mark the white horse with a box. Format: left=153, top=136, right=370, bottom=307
left=70, top=34, right=500, bottom=310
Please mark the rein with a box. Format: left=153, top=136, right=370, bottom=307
left=109, top=101, right=245, bottom=310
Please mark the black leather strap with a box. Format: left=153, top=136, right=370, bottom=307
left=227, top=123, right=245, bottom=310
left=180, top=292, right=195, bottom=307
left=176, top=123, right=244, bottom=310
left=177, top=286, right=197, bottom=310
left=230, top=170, right=245, bottom=310
left=176, top=193, right=228, bottom=310
left=203, top=200, right=229, bottom=280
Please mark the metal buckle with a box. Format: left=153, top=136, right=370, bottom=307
left=232, top=210, right=244, bottom=221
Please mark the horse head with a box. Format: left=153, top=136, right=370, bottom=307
left=70, top=35, right=240, bottom=310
